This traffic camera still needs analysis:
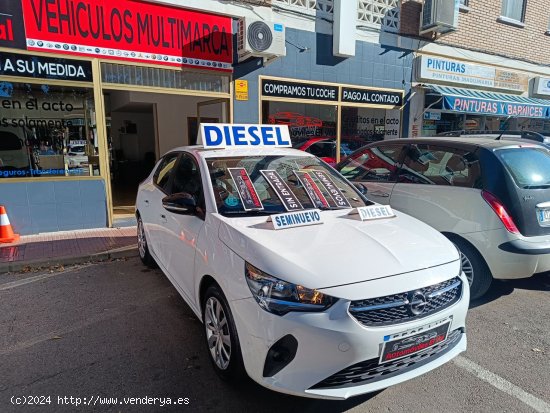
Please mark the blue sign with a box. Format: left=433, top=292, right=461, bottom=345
left=443, top=96, right=549, bottom=118
left=199, top=124, right=292, bottom=148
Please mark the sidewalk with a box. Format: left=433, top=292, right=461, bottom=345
left=0, top=227, right=138, bottom=273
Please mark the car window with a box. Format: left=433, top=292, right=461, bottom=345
left=305, top=141, right=336, bottom=158
left=207, top=154, right=371, bottom=216
left=496, top=147, right=550, bottom=189
left=154, top=153, right=179, bottom=192
left=168, top=154, right=204, bottom=206
left=338, top=144, right=403, bottom=183
left=398, top=144, right=481, bottom=188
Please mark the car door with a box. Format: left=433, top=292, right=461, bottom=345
left=158, top=152, right=206, bottom=303
left=391, top=143, right=483, bottom=233
left=338, top=143, right=405, bottom=205
left=141, top=152, right=180, bottom=262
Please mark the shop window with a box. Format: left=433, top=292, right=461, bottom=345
left=341, top=107, right=401, bottom=149
left=399, top=145, right=481, bottom=188
left=262, top=101, right=338, bottom=164
left=339, top=144, right=404, bottom=183
left=0, top=82, right=98, bottom=180
left=101, top=63, right=230, bottom=94
left=500, top=0, right=526, bottom=23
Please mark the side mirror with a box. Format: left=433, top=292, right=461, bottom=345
left=354, top=183, right=368, bottom=195
left=162, top=192, right=196, bottom=215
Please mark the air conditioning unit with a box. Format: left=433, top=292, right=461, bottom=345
left=237, top=18, right=286, bottom=63
left=420, top=0, right=460, bottom=34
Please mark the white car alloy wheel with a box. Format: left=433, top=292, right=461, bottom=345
left=460, top=250, right=474, bottom=286
left=137, top=216, right=155, bottom=268
left=137, top=219, right=147, bottom=259
left=204, top=296, right=232, bottom=370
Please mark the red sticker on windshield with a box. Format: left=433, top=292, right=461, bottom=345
left=228, top=168, right=264, bottom=211
left=294, top=170, right=330, bottom=209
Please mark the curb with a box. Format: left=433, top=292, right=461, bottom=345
left=0, top=245, right=138, bottom=274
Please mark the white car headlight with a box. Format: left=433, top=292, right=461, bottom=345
left=245, top=262, right=337, bottom=316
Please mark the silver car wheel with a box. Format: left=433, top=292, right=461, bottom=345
left=205, top=297, right=231, bottom=370
left=460, top=250, right=474, bottom=286
left=137, top=219, right=146, bottom=258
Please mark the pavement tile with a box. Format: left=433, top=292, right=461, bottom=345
left=0, top=227, right=137, bottom=269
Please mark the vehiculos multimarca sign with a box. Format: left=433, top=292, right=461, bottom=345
left=20, top=0, right=233, bottom=70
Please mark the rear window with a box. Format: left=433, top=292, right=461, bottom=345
left=496, top=148, right=550, bottom=189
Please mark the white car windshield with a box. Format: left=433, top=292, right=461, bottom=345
left=206, top=154, right=371, bottom=216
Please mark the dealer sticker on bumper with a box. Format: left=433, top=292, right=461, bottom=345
left=380, top=321, right=451, bottom=364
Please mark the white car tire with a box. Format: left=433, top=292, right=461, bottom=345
left=202, top=284, right=246, bottom=381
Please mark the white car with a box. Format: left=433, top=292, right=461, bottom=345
left=135, top=124, right=469, bottom=399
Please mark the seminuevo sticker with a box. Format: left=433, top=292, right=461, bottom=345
left=270, top=209, right=323, bottom=230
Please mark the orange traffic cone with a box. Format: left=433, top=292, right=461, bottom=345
left=0, top=206, right=20, bottom=243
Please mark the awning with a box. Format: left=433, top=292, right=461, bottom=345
left=424, top=84, right=550, bottom=118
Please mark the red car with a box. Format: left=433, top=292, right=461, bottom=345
left=292, top=137, right=365, bottom=166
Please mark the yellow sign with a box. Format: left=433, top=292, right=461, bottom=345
left=235, top=79, right=248, bottom=101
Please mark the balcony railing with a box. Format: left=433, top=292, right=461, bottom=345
left=272, top=0, right=400, bottom=32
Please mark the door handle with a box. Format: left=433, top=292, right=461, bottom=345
left=160, top=214, right=167, bottom=223
left=370, top=190, right=390, bottom=198
left=144, top=199, right=149, bottom=207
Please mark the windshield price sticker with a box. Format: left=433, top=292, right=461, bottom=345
left=260, top=170, right=303, bottom=211
left=353, top=205, right=396, bottom=221
left=310, top=171, right=352, bottom=208
left=271, top=209, right=323, bottom=230
left=294, top=170, right=330, bottom=209
left=199, top=124, right=292, bottom=148
left=227, top=168, right=264, bottom=211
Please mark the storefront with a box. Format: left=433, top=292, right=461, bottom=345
left=0, top=0, right=232, bottom=234
left=410, top=55, right=550, bottom=137
left=259, top=76, right=404, bottom=165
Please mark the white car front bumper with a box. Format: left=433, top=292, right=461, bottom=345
left=230, top=273, right=469, bottom=400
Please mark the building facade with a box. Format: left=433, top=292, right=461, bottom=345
left=401, top=0, right=550, bottom=137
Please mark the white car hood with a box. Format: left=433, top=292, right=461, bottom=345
left=217, top=209, right=459, bottom=290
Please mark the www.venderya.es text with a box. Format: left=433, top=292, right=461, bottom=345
left=10, top=395, right=190, bottom=407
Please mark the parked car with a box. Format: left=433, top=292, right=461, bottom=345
left=337, top=137, right=550, bottom=299
left=135, top=125, right=468, bottom=399
left=292, top=137, right=365, bottom=166
left=65, top=144, right=89, bottom=168
left=437, top=130, right=550, bottom=148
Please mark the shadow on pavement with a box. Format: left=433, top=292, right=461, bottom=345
left=470, top=272, right=550, bottom=309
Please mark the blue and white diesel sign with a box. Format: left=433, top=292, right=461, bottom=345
left=270, top=209, right=323, bottom=230
left=199, top=124, right=292, bottom=148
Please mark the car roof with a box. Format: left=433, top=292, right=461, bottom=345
left=375, top=137, right=546, bottom=150
left=163, top=145, right=316, bottom=159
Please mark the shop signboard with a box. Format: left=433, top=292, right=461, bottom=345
left=341, top=87, right=403, bottom=107
left=262, top=79, right=338, bottom=102
left=0, top=1, right=27, bottom=49
left=533, top=77, right=550, bottom=97
left=20, top=0, right=233, bottom=71
left=0, top=51, right=93, bottom=82
left=442, top=94, right=549, bottom=118
left=418, top=56, right=528, bottom=93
